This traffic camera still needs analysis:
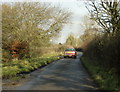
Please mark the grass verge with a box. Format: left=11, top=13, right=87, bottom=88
left=80, top=56, right=119, bottom=92
left=2, top=55, right=60, bottom=79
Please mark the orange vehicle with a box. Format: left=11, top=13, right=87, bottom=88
left=64, top=48, right=77, bottom=59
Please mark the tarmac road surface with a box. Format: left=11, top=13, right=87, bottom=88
left=13, top=52, right=99, bottom=91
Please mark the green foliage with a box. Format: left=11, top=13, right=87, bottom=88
left=81, top=57, right=119, bottom=91
left=65, top=34, right=82, bottom=47
left=83, top=33, right=120, bottom=71
left=2, top=55, right=59, bottom=79
left=80, top=1, right=120, bottom=91
left=65, top=34, right=75, bottom=46
left=2, top=49, right=12, bottom=62
left=2, top=66, right=20, bottom=79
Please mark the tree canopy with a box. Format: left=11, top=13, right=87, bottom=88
left=86, top=0, right=120, bottom=35
left=2, top=2, right=72, bottom=58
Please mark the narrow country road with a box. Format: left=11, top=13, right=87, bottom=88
left=9, top=52, right=99, bottom=91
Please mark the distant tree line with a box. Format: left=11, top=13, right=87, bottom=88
left=65, top=34, right=83, bottom=48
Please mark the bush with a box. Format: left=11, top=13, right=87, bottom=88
left=2, top=49, right=12, bottom=62
left=83, top=33, right=120, bottom=72
left=81, top=57, right=119, bottom=91
left=81, top=32, right=120, bottom=91
left=10, top=40, right=29, bottom=59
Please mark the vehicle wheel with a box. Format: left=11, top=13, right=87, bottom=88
left=74, top=56, right=76, bottom=59
left=64, top=56, right=66, bottom=58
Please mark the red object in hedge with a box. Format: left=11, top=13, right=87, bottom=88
left=10, top=40, right=29, bottom=59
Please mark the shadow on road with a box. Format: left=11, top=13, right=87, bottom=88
left=3, top=52, right=101, bottom=92
left=23, top=52, right=99, bottom=91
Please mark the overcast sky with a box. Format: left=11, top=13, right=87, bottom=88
left=1, top=0, right=89, bottom=43
left=49, top=1, right=89, bottom=43
left=47, top=0, right=88, bottom=43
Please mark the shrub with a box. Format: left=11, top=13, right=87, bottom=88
left=2, top=49, right=12, bottom=62
left=10, top=40, right=29, bottom=59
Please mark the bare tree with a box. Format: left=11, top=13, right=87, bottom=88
left=86, top=0, right=120, bottom=35
left=80, top=15, right=99, bottom=42
left=2, top=2, right=72, bottom=58
left=2, top=2, right=71, bottom=47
